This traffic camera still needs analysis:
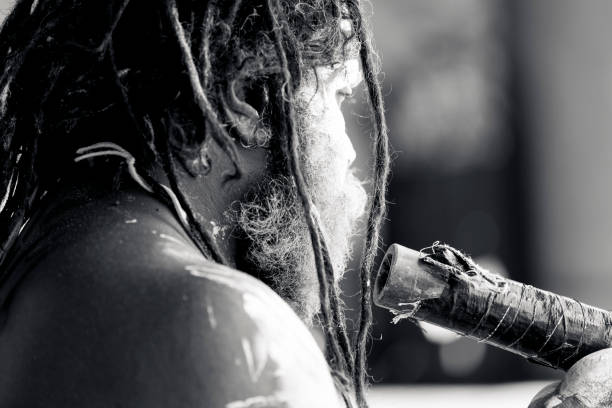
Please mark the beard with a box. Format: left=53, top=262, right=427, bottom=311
left=232, top=111, right=368, bottom=325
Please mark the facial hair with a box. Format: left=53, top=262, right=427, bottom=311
left=233, top=114, right=368, bottom=324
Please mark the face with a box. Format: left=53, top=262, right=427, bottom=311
left=234, top=31, right=368, bottom=324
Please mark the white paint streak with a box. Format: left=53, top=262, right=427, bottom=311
left=125, top=219, right=138, bottom=224
left=186, top=265, right=210, bottom=279
left=241, top=338, right=255, bottom=382
left=206, top=299, right=217, bottom=329
left=240, top=336, right=267, bottom=383
left=159, top=233, right=183, bottom=244
left=210, top=220, right=222, bottom=237
left=183, top=263, right=339, bottom=405
left=226, top=395, right=286, bottom=408
left=185, top=265, right=244, bottom=292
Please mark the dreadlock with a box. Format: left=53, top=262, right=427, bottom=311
left=0, top=1, right=390, bottom=407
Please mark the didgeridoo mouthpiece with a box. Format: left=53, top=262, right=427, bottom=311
left=374, top=243, right=612, bottom=370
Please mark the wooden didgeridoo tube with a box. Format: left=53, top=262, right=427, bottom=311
left=373, top=243, right=612, bottom=370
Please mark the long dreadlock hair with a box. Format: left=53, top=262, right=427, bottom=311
left=0, top=0, right=390, bottom=406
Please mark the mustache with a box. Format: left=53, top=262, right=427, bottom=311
left=231, top=167, right=368, bottom=324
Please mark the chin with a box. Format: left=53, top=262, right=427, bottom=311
left=233, top=164, right=367, bottom=325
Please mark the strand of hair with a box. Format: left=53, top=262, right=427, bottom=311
left=263, top=0, right=356, bottom=405
left=158, top=133, right=227, bottom=265
left=353, top=13, right=391, bottom=408
left=165, top=0, right=242, bottom=179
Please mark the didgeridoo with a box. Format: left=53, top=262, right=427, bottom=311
left=374, top=243, right=612, bottom=370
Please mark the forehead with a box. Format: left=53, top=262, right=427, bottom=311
left=296, top=16, right=362, bottom=89
left=339, top=18, right=361, bottom=61
left=296, top=58, right=362, bottom=107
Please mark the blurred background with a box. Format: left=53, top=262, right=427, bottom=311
left=2, top=0, right=612, bottom=405
left=340, top=0, right=612, bottom=399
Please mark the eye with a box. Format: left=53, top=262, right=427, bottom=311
left=331, top=61, right=343, bottom=71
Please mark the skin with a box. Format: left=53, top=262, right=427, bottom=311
left=0, top=180, right=341, bottom=407
left=529, top=349, right=612, bottom=408
left=232, top=55, right=368, bottom=322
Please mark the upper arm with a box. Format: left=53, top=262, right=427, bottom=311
left=0, top=252, right=339, bottom=407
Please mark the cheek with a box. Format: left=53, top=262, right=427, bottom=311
left=318, top=101, right=346, bottom=140
left=303, top=98, right=356, bottom=183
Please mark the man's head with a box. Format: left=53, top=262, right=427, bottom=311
left=235, top=52, right=368, bottom=323
left=0, top=1, right=389, bottom=406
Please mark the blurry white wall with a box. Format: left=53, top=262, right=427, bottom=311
left=516, top=0, right=612, bottom=308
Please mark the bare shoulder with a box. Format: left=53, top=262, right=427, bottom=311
left=0, top=227, right=339, bottom=407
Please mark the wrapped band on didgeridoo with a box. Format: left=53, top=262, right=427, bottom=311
left=374, top=243, right=612, bottom=370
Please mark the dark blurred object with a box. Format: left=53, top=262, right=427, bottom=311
left=374, top=243, right=612, bottom=371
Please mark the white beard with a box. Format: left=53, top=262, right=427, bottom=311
left=233, top=110, right=368, bottom=324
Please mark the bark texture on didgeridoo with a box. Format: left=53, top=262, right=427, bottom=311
left=374, top=243, right=612, bottom=370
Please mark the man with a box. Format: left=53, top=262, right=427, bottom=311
left=0, top=1, right=608, bottom=407
left=0, top=1, right=384, bottom=406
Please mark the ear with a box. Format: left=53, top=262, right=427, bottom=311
left=164, top=114, right=212, bottom=178
left=180, top=143, right=211, bottom=178
left=220, top=78, right=270, bottom=148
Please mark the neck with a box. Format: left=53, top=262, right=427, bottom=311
left=146, top=141, right=272, bottom=269
left=42, top=137, right=271, bottom=271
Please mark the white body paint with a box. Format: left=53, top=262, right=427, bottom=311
left=156, top=235, right=343, bottom=407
